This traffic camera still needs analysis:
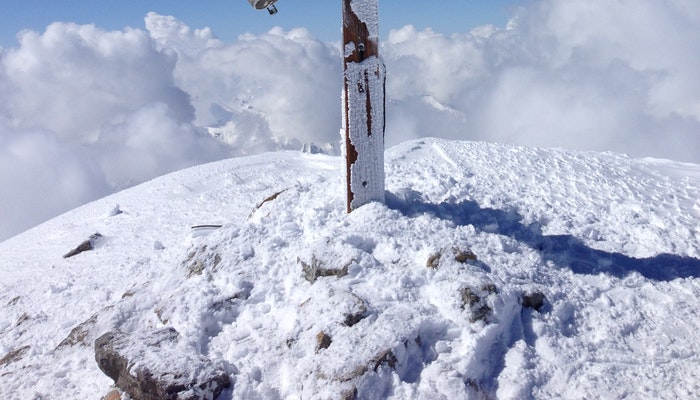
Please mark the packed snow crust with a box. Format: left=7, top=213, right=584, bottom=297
left=1, top=138, right=699, bottom=399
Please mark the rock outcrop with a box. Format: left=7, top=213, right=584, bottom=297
left=94, top=328, right=230, bottom=400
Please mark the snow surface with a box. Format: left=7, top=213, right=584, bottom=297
left=1, top=138, right=699, bottom=399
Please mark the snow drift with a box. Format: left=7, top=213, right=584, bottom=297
left=1, top=138, right=699, bottom=399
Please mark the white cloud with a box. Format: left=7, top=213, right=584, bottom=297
left=1, top=1, right=700, bottom=241
left=1, top=22, right=195, bottom=139
left=144, top=13, right=343, bottom=149
left=0, top=125, right=110, bottom=240
left=381, top=0, right=700, bottom=160
left=0, top=19, right=227, bottom=241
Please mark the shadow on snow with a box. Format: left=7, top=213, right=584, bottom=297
left=386, top=190, right=700, bottom=282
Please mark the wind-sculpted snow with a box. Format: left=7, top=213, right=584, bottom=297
left=1, top=139, right=699, bottom=399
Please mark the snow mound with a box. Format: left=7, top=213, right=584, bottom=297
left=1, top=138, right=699, bottom=399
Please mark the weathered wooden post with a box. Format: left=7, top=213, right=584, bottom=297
left=342, top=0, right=385, bottom=213
left=247, top=0, right=386, bottom=213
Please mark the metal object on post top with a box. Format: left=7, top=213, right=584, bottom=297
left=248, top=0, right=278, bottom=14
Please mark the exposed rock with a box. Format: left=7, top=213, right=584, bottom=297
left=15, top=312, right=30, bottom=327
left=57, top=314, right=98, bottom=349
left=64, top=240, right=93, bottom=258
left=343, top=294, right=368, bottom=327
left=183, top=245, right=222, bottom=278
left=299, top=255, right=350, bottom=284
left=94, top=328, right=230, bottom=400
left=188, top=260, right=205, bottom=277
left=470, top=305, right=492, bottom=323
left=343, top=310, right=366, bottom=327
left=428, top=247, right=477, bottom=268
left=63, top=232, right=103, bottom=258
left=297, top=239, right=369, bottom=284
left=102, top=388, right=123, bottom=400
left=57, top=306, right=113, bottom=351
left=7, top=296, right=21, bottom=306
left=460, top=287, right=481, bottom=308
left=372, top=349, right=398, bottom=371
left=464, top=378, right=488, bottom=397
left=481, top=283, right=498, bottom=295
left=426, top=252, right=441, bottom=268
left=522, top=291, right=546, bottom=311
left=155, top=306, right=170, bottom=325
left=0, top=345, right=30, bottom=367
left=340, top=386, right=358, bottom=400
left=316, top=331, right=332, bottom=352
left=452, top=247, right=477, bottom=263
left=331, top=347, right=401, bottom=384
left=460, top=283, right=499, bottom=323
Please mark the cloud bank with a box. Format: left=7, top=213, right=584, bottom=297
left=1, top=0, right=699, bottom=241
left=383, top=0, right=700, bottom=160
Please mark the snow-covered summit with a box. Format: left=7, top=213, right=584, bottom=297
left=1, top=138, right=699, bottom=399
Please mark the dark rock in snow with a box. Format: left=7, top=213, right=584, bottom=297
left=183, top=245, right=222, bottom=278
left=428, top=247, right=477, bottom=268
left=15, top=312, right=30, bottom=327
left=94, top=328, right=230, bottom=400
left=372, top=349, right=398, bottom=371
left=452, top=247, right=477, bottom=263
left=343, top=310, right=367, bottom=327
left=102, top=388, right=123, bottom=400
left=340, top=386, right=358, bottom=400
left=57, top=314, right=98, bottom=349
left=460, top=287, right=481, bottom=308
left=426, top=252, right=441, bottom=268
left=299, top=255, right=350, bottom=284
left=481, top=283, right=498, bottom=295
left=0, top=345, right=30, bottom=367
left=469, top=305, right=493, bottom=323
left=63, top=232, right=103, bottom=258
left=460, top=283, right=499, bottom=323
left=522, top=292, right=546, bottom=311
left=343, top=294, right=368, bottom=327
left=316, top=331, right=332, bottom=352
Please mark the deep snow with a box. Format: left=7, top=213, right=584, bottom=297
left=1, top=138, right=699, bottom=399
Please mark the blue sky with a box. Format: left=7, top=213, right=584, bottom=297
left=0, top=0, right=523, bottom=47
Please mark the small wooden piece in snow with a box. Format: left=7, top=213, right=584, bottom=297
left=248, top=188, right=288, bottom=220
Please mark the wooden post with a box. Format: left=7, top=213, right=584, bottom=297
left=342, top=0, right=385, bottom=213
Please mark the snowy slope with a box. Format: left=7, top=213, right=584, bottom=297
left=1, top=138, right=699, bottom=399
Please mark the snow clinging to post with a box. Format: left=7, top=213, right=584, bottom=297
left=348, top=0, right=379, bottom=38
left=343, top=0, right=385, bottom=212
left=345, top=57, right=386, bottom=210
